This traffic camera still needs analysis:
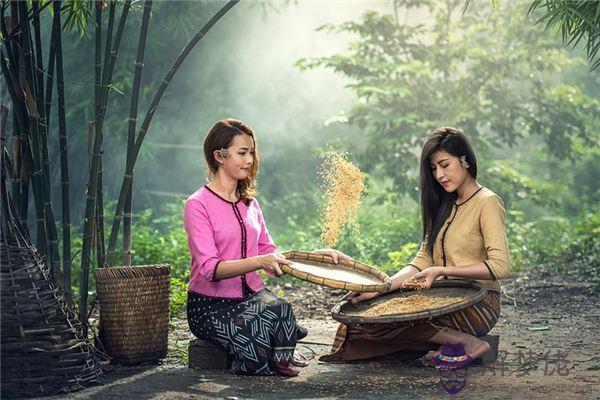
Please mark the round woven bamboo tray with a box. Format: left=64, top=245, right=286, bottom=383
left=94, top=264, right=171, bottom=364
left=281, top=250, right=391, bottom=293
left=331, top=279, right=486, bottom=324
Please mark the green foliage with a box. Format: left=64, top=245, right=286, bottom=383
left=62, top=1, right=93, bottom=35
left=571, top=147, right=600, bottom=210
left=335, top=197, right=421, bottom=269
left=169, top=277, right=188, bottom=319
left=166, top=336, right=189, bottom=366
left=505, top=210, right=571, bottom=273
left=386, top=242, right=420, bottom=274
left=552, top=208, right=600, bottom=285
left=53, top=0, right=599, bottom=314
left=528, top=0, right=600, bottom=70
left=127, top=202, right=191, bottom=317
left=481, top=160, right=559, bottom=210
left=296, top=0, right=600, bottom=194
left=505, top=206, right=600, bottom=290
left=127, top=201, right=191, bottom=280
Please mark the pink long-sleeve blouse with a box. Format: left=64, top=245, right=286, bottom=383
left=183, top=186, right=277, bottom=299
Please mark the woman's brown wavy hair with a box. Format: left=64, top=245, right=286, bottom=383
left=203, top=118, right=259, bottom=204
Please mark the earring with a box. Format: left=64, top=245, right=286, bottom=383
left=217, top=148, right=229, bottom=158
left=460, top=155, right=470, bottom=168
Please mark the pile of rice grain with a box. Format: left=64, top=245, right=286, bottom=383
left=318, top=152, right=365, bottom=247
left=360, top=295, right=466, bottom=317
left=403, top=276, right=427, bottom=289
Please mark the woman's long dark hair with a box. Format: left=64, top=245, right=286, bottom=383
left=203, top=118, right=260, bottom=204
left=420, top=127, right=477, bottom=254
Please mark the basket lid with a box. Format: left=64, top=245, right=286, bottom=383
left=281, top=250, right=391, bottom=293
left=331, top=279, right=487, bottom=324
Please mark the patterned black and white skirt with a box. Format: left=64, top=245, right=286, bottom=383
left=187, top=289, right=306, bottom=375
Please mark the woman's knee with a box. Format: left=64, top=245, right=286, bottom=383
left=265, top=297, right=294, bottom=316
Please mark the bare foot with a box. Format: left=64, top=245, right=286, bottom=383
left=464, top=337, right=491, bottom=360
left=291, top=357, right=309, bottom=368
left=272, top=361, right=300, bottom=376
left=428, top=327, right=491, bottom=364
left=424, top=346, right=443, bottom=361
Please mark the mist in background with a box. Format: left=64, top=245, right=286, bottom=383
left=3, top=0, right=597, bottom=278
left=125, top=1, right=393, bottom=212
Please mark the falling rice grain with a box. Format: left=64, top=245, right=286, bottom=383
left=318, top=152, right=365, bottom=247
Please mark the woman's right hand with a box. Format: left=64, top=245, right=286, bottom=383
left=342, top=290, right=381, bottom=304
left=259, top=253, right=292, bottom=277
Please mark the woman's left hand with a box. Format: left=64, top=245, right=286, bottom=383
left=402, top=267, right=444, bottom=289
left=313, top=248, right=352, bottom=264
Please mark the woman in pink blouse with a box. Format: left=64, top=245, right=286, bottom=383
left=184, top=118, right=345, bottom=376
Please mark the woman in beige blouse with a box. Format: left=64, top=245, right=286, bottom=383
left=321, top=127, right=510, bottom=365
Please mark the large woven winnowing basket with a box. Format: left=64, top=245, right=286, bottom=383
left=282, top=250, right=391, bottom=292
left=94, top=265, right=170, bottom=364
left=331, top=280, right=487, bottom=324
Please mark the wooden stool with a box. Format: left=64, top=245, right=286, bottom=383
left=188, top=339, right=231, bottom=370
left=476, top=334, right=499, bottom=365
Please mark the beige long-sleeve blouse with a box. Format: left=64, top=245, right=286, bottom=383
left=408, top=187, right=511, bottom=292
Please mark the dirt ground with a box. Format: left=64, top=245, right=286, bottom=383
left=48, top=269, right=599, bottom=400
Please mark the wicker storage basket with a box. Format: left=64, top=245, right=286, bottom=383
left=94, top=265, right=171, bottom=364
left=331, top=279, right=486, bottom=324
left=282, top=250, right=391, bottom=292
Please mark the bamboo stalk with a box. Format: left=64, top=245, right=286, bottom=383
left=1, top=4, right=33, bottom=236
left=16, top=114, right=29, bottom=229
left=1, top=107, right=15, bottom=201
left=29, top=2, right=62, bottom=284
left=102, top=1, right=115, bottom=86
left=18, top=138, right=31, bottom=233
left=44, top=52, right=55, bottom=129
left=123, top=0, right=151, bottom=267
left=79, top=0, right=104, bottom=333
left=17, top=1, right=61, bottom=285
left=44, top=1, right=58, bottom=131
left=0, top=105, right=7, bottom=153
left=87, top=120, right=94, bottom=163
left=53, top=0, right=73, bottom=305
left=106, top=0, right=240, bottom=266
left=87, top=119, right=97, bottom=258
left=1, top=0, right=53, bottom=43
left=93, top=0, right=103, bottom=267
left=1, top=5, right=21, bottom=216
left=94, top=0, right=119, bottom=269
left=107, top=0, right=131, bottom=82
left=15, top=2, right=47, bottom=257
left=10, top=111, right=20, bottom=203
left=92, top=1, right=131, bottom=270
left=95, top=156, right=105, bottom=268
left=3, top=2, right=19, bottom=71
left=1, top=106, right=9, bottom=201
left=31, top=1, right=51, bottom=197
